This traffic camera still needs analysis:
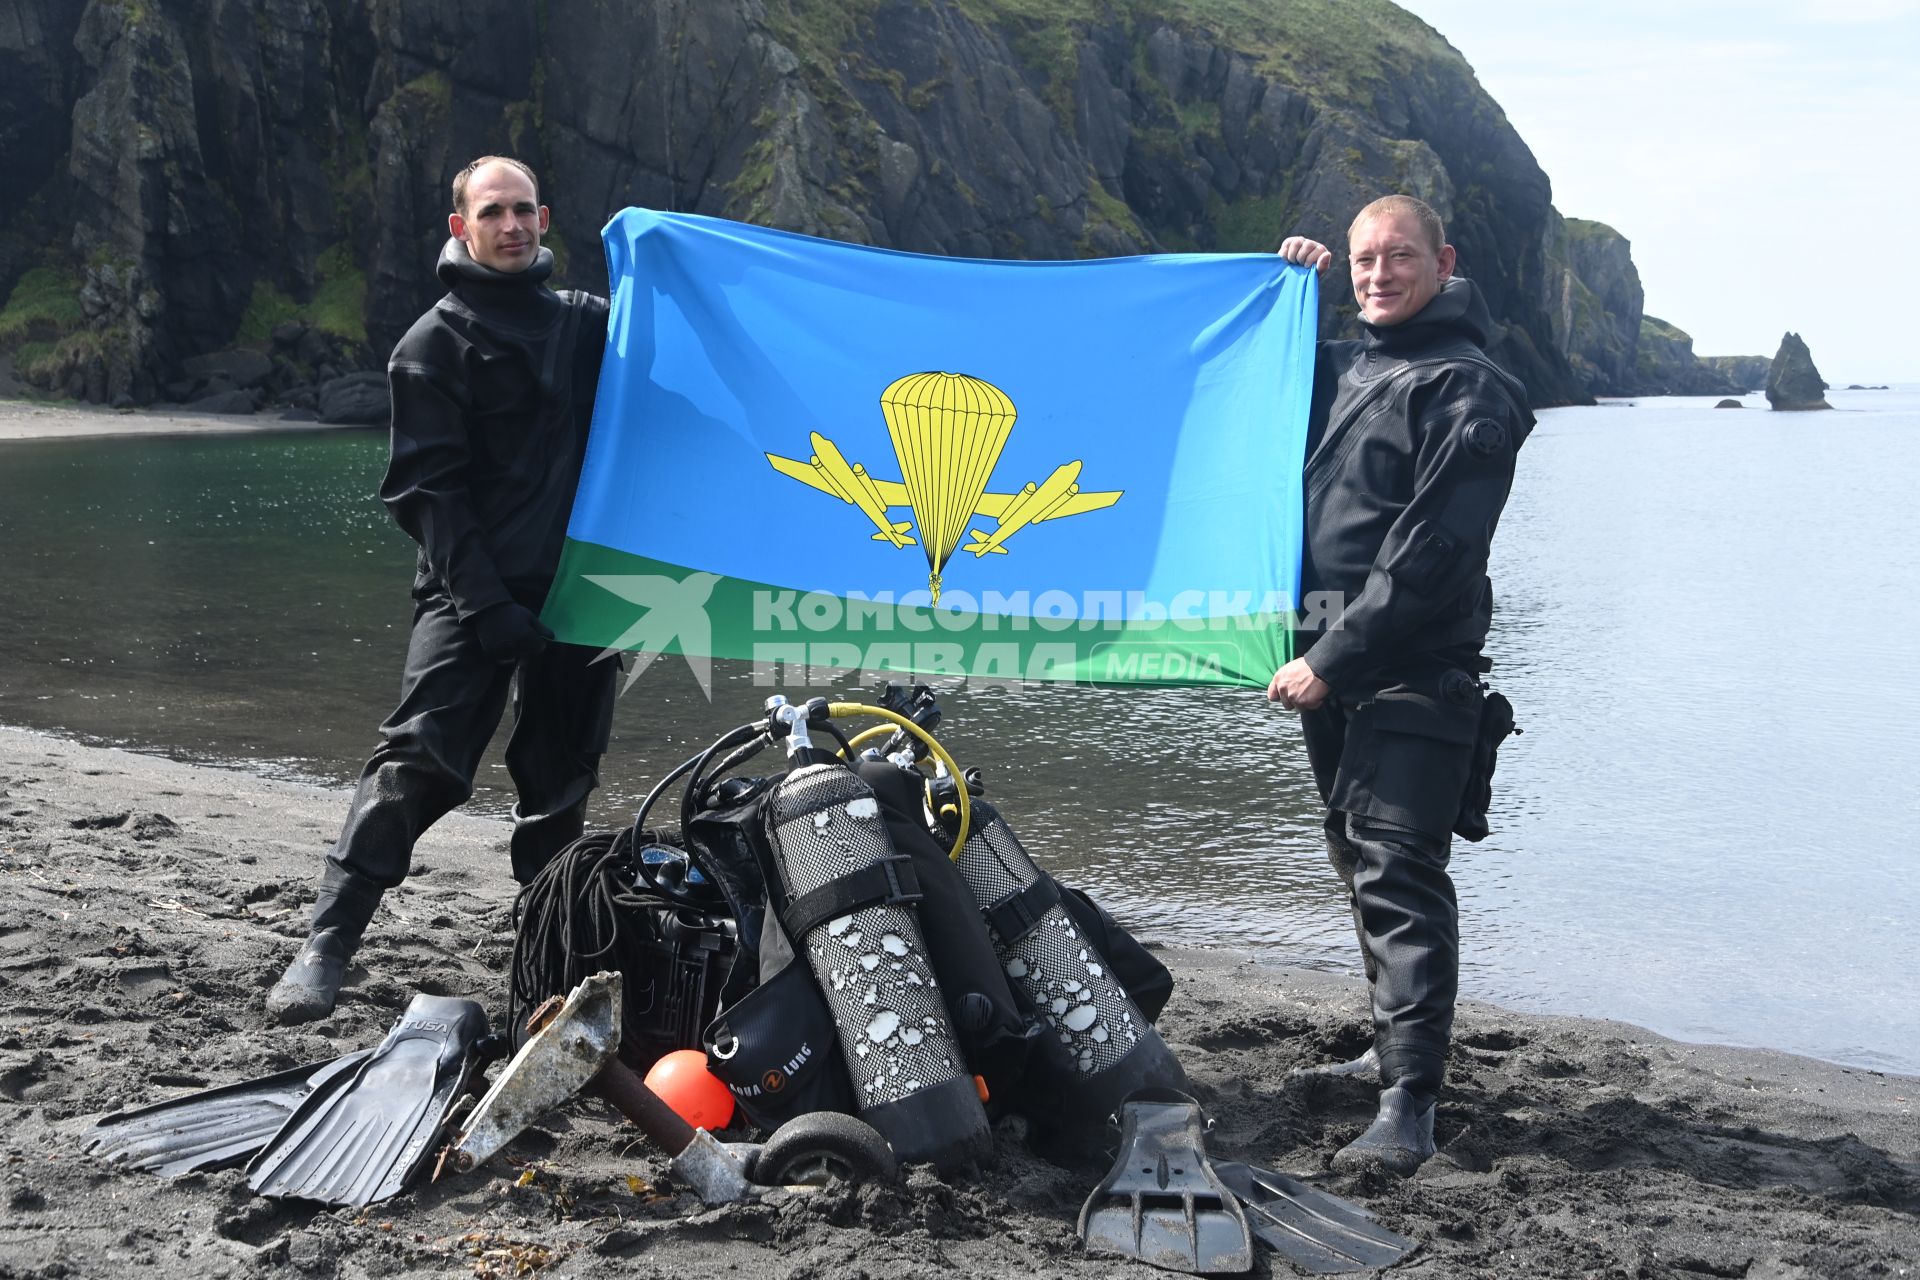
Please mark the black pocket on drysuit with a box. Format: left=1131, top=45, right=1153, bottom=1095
left=1329, top=682, right=1481, bottom=843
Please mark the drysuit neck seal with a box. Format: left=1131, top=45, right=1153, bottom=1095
left=436, top=237, right=556, bottom=303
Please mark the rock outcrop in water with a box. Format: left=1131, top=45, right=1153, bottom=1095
left=0, top=0, right=1761, bottom=410
left=1766, top=332, right=1832, bottom=411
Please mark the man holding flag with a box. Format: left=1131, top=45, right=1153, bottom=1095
left=1271, top=196, right=1533, bottom=1175
left=266, top=157, right=618, bottom=1023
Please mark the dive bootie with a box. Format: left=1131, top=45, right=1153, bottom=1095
left=1330, top=1085, right=1435, bottom=1177
left=1291, top=1044, right=1381, bottom=1080
left=267, top=865, right=383, bottom=1024
left=265, top=928, right=355, bottom=1025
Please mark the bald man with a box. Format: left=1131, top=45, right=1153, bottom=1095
left=1271, top=195, right=1533, bottom=1175
left=267, top=156, right=618, bottom=1022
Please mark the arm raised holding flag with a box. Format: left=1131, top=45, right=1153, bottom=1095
left=1266, top=197, right=1534, bottom=1179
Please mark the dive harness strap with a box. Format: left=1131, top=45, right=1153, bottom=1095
left=981, top=876, right=1063, bottom=945
left=780, top=855, right=923, bottom=940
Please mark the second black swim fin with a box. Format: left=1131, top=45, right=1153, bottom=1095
left=1077, top=1088, right=1254, bottom=1274
left=85, top=1050, right=372, bottom=1177
left=1212, top=1160, right=1416, bottom=1274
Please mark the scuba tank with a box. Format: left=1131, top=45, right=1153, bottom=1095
left=858, top=683, right=1187, bottom=1128
left=938, top=784, right=1189, bottom=1127
left=757, top=699, right=991, bottom=1168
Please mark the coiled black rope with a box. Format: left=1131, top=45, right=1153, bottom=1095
left=508, top=825, right=680, bottom=1057
left=509, top=711, right=855, bottom=1054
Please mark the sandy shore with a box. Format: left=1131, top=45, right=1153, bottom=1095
left=2, top=724, right=1915, bottom=1279
left=0, top=398, right=366, bottom=442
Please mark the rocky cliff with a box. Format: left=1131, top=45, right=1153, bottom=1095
left=1539, top=215, right=1640, bottom=396
left=1539, top=218, right=1769, bottom=399
left=1, top=0, right=1658, bottom=410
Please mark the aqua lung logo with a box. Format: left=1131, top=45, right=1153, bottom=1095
left=728, top=1041, right=816, bottom=1099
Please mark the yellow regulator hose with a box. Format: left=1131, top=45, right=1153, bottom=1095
left=827, top=702, right=971, bottom=859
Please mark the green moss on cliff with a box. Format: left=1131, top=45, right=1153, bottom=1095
left=1078, top=176, right=1146, bottom=254
left=236, top=280, right=300, bottom=343
left=1169, top=0, right=1442, bottom=93
left=1565, top=216, right=1622, bottom=244
left=401, top=71, right=453, bottom=116
left=1207, top=191, right=1289, bottom=251
left=311, top=244, right=367, bottom=343
left=988, top=0, right=1462, bottom=106
left=16, top=330, right=105, bottom=385
left=952, top=0, right=1094, bottom=118
left=1641, top=315, right=1689, bottom=344
left=1176, top=99, right=1222, bottom=137
left=0, top=267, right=85, bottom=350
left=232, top=245, right=365, bottom=348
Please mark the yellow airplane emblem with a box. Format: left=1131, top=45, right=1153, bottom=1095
left=765, top=372, right=1122, bottom=602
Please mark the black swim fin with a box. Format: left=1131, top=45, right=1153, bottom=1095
left=246, top=993, right=495, bottom=1207
left=85, top=1050, right=372, bottom=1176
left=1077, top=1088, right=1254, bottom=1274
left=1212, top=1160, right=1416, bottom=1274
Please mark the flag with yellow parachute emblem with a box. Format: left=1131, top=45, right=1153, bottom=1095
left=542, top=209, right=1318, bottom=690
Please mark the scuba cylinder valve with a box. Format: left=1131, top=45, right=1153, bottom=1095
left=758, top=698, right=992, bottom=1168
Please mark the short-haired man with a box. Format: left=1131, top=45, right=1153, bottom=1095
left=267, top=156, right=618, bottom=1023
left=1270, top=195, right=1533, bottom=1174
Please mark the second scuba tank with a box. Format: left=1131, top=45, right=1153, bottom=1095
left=763, top=760, right=992, bottom=1168
left=954, top=798, right=1187, bottom=1125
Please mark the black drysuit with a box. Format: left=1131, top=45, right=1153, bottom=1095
left=1294, top=277, right=1533, bottom=1095
left=316, top=239, right=617, bottom=928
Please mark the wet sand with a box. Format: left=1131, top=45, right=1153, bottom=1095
left=1, top=724, right=1915, bottom=1279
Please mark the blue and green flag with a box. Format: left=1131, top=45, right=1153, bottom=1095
left=543, top=209, right=1317, bottom=691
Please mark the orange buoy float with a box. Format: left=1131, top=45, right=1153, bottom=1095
left=644, top=1049, right=736, bottom=1130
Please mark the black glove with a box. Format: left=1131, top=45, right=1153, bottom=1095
left=469, top=602, right=554, bottom=662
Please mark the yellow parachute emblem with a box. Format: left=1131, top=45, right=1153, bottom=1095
left=766, top=373, right=1122, bottom=602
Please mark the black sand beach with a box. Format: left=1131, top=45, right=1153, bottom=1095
left=2, top=724, right=1915, bottom=1279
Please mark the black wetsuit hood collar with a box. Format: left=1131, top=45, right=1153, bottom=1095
left=436, top=237, right=556, bottom=293
left=1361, top=277, right=1492, bottom=354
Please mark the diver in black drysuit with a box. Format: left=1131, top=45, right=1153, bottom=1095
left=267, top=238, right=616, bottom=1023
left=1291, top=276, right=1533, bottom=1170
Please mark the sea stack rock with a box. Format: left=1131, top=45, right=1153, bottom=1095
left=1765, top=333, right=1832, bottom=410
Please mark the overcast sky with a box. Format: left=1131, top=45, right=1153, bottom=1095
left=1402, top=0, right=1919, bottom=383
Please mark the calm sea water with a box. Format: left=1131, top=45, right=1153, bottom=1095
left=2, top=389, right=1916, bottom=1074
